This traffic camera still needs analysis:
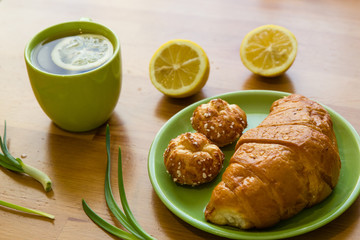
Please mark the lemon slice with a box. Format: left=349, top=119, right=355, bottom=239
left=51, top=34, right=113, bottom=72
left=149, top=39, right=210, bottom=98
left=240, top=25, right=297, bottom=77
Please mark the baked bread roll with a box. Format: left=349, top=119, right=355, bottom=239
left=164, top=132, right=225, bottom=186
left=205, top=94, right=341, bottom=229
left=191, top=98, right=247, bottom=147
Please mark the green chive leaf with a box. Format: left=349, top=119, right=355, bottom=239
left=117, top=147, right=156, bottom=240
left=0, top=199, right=54, bottom=219
left=82, top=124, right=156, bottom=240
left=82, top=199, right=138, bottom=240
left=104, top=125, right=145, bottom=239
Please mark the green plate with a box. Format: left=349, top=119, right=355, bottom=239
left=148, top=90, right=360, bottom=239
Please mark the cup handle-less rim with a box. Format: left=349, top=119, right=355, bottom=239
left=24, top=19, right=120, bottom=78
left=79, top=17, right=92, bottom=22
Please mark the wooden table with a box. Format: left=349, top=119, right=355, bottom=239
left=1, top=0, right=359, bottom=239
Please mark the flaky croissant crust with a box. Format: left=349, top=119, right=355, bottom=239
left=205, top=94, right=341, bottom=229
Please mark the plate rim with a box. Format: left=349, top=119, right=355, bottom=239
left=148, top=89, right=360, bottom=239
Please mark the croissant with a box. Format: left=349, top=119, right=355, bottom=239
left=204, top=94, right=341, bottom=229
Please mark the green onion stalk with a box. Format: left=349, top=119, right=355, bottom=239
left=0, top=121, right=54, bottom=219
left=83, top=125, right=156, bottom=240
left=0, top=121, right=52, bottom=192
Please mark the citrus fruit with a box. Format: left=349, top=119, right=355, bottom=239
left=51, top=34, right=113, bottom=72
left=149, top=39, right=210, bottom=98
left=240, top=25, right=297, bottom=77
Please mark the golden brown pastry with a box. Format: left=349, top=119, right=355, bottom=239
left=164, top=132, right=225, bottom=186
left=205, top=94, right=341, bottom=229
left=191, top=99, right=247, bottom=147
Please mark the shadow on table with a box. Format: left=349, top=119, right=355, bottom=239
left=150, top=190, right=229, bottom=240
left=242, top=73, right=295, bottom=93
left=153, top=90, right=208, bottom=121
left=44, top=111, right=131, bottom=200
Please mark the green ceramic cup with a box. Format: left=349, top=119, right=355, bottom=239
left=24, top=19, right=121, bottom=132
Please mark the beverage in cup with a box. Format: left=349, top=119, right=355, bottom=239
left=24, top=19, right=121, bottom=132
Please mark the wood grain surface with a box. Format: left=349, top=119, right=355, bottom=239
left=0, top=0, right=359, bottom=239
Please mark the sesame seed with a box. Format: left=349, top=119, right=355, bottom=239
left=203, top=173, right=207, bottom=178
left=204, top=112, right=211, bottom=117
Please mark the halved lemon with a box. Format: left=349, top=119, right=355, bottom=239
left=51, top=34, right=113, bottom=72
left=240, top=25, right=297, bottom=77
left=149, top=39, right=210, bottom=98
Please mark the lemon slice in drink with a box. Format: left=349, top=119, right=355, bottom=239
left=240, top=25, right=297, bottom=77
left=51, top=34, right=113, bottom=72
left=149, top=39, right=210, bottom=98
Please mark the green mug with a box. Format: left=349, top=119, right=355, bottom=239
left=24, top=19, right=121, bottom=132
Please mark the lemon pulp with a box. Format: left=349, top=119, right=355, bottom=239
left=240, top=25, right=297, bottom=77
left=149, top=39, right=209, bottom=98
left=51, top=34, right=113, bottom=72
